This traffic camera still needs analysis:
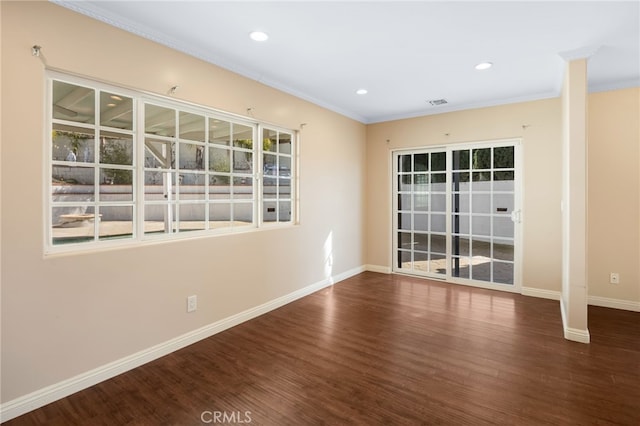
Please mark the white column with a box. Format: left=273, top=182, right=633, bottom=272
left=560, top=57, right=590, bottom=343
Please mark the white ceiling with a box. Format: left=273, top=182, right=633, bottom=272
left=54, top=1, right=640, bottom=124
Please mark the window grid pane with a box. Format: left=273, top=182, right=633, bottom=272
left=49, top=74, right=296, bottom=251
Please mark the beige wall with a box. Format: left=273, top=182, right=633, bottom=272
left=2, top=0, right=638, bottom=412
left=1, top=1, right=365, bottom=402
left=366, top=98, right=564, bottom=292
left=588, top=88, right=640, bottom=304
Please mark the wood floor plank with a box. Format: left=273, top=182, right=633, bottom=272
left=3, top=272, right=639, bottom=425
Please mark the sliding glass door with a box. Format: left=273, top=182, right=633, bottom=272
left=392, top=140, right=521, bottom=291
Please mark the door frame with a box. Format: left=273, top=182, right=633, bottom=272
left=391, top=138, right=523, bottom=293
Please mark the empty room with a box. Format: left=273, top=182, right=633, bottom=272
left=1, top=1, right=639, bottom=424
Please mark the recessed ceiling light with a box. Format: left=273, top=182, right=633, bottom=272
left=107, top=103, right=116, bottom=107
left=110, top=95, right=122, bottom=101
left=475, top=62, right=493, bottom=70
left=249, top=31, right=269, bottom=42
left=356, top=89, right=368, bottom=95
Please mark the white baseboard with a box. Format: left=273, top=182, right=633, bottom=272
left=559, top=296, right=591, bottom=344
left=365, top=264, right=391, bottom=274
left=0, top=266, right=364, bottom=423
left=588, top=295, right=640, bottom=312
left=521, top=287, right=561, bottom=300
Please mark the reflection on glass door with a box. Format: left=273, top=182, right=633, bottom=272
left=393, top=141, right=520, bottom=290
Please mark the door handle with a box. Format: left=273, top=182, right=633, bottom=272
left=511, top=209, right=522, bottom=223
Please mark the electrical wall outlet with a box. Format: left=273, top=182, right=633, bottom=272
left=609, top=273, right=620, bottom=285
left=187, top=295, right=197, bottom=312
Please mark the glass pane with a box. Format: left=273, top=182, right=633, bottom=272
left=472, top=148, right=491, bottom=169
left=52, top=124, right=94, bottom=162
left=431, top=214, right=445, bottom=232
left=494, top=171, right=515, bottom=182
left=100, top=92, right=133, bottom=130
left=233, top=176, right=253, bottom=198
left=279, top=201, right=292, bottom=222
left=144, top=171, right=172, bottom=201
left=472, top=194, right=491, bottom=214
left=179, top=142, right=205, bottom=170
left=264, top=181, right=277, bottom=200
left=414, top=252, right=428, bottom=272
left=210, top=119, right=230, bottom=145
left=399, top=174, right=411, bottom=191
left=431, top=173, right=446, bottom=185
left=494, top=177, right=514, bottom=192
left=144, top=139, right=175, bottom=169
left=452, top=150, right=469, bottom=170
left=414, top=174, right=428, bottom=190
left=100, top=131, right=133, bottom=166
left=472, top=171, right=491, bottom=182
left=52, top=166, right=95, bottom=201
left=452, top=193, right=469, bottom=213
left=144, top=204, right=176, bottom=235
left=52, top=81, right=95, bottom=124
left=278, top=179, right=291, bottom=196
left=430, top=234, right=446, bottom=254
left=179, top=112, right=205, bottom=142
left=52, top=206, right=96, bottom=245
left=472, top=216, right=490, bottom=236
left=414, top=233, right=428, bottom=251
left=451, top=235, right=470, bottom=256
left=452, top=172, right=470, bottom=190
left=471, top=239, right=491, bottom=259
left=233, top=151, right=252, bottom=173
left=279, top=133, right=292, bottom=155
left=431, top=194, right=446, bottom=212
left=452, top=214, right=470, bottom=235
left=414, top=153, right=428, bottom=172
left=210, top=174, right=231, bottom=199
left=431, top=152, right=446, bottom=171
left=493, top=193, right=513, bottom=214
left=264, top=201, right=277, bottom=223
left=398, top=250, right=411, bottom=269
left=209, top=203, right=232, bottom=229
left=179, top=203, right=206, bottom=232
left=399, top=194, right=412, bottom=211
left=429, top=253, right=446, bottom=274
left=399, top=155, right=412, bottom=173
left=100, top=169, right=132, bottom=197
left=414, top=213, right=428, bottom=232
left=233, top=202, right=253, bottom=225
left=472, top=260, right=491, bottom=282
left=494, top=146, right=514, bottom=169
left=98, top=206, right=133, bottom=240
left=493, top=261, right=514, bottom=284
left=494, top=239, right=514, bottom=261
left=413, top=194, right=427, bottom=211
left=279, top=157, right=292, bottom=176
left=179, top=173, right=206, bottom=201
left=209, top=146, right=231, bottom=173
left=493, top=216, right=514, bottom=238
left=398, top=213, right=411, bottom=230
left=233, top=123, right=253, bottom=148
left=263, top=128, right=277, bottom=152
left=263, top=153, right=277, bottom=186
left=451, top=256, right=470, bottom=279
left=145, top=104, right=175, bottom=137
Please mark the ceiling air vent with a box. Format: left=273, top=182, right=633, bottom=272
left=428, top=99, right=448, bottom=106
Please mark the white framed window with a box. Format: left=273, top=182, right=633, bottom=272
left=47, top=72, right=297, bottom=253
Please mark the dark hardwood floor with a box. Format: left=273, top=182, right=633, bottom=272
left=4, top=272, right=640, bottom=425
